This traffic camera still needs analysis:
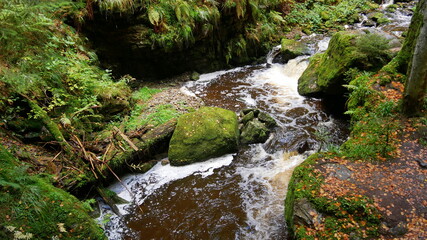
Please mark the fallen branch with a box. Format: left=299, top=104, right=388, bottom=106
left=113, top=126, right=139, bottom=151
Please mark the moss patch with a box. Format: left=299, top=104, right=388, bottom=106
left=0, top=144, right=105, bottom=239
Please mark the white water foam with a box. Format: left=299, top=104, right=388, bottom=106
left=110, top=154, right=234, bottom=204
left=235, top=145, right=306, bottom=239
left=99, top=154, right=234, bottom=238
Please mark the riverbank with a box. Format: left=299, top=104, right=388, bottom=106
left=285, top=0, right=427, bottom=237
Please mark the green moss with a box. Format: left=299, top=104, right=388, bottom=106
left=168, top=107, right=239, bottom=166
left=298, top=32, right=361, bottom=96
left=281, top=39, right=307, bottom=57
left=395, top=0, right=425, bottom=74
left=0, top=144, right=105, bottom=239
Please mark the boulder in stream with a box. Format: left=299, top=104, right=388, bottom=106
left=298, top=29, right=399, bottom=97
left=168, top=107, right=239, bottom=166
left=239, top=109, right=277, bottom=144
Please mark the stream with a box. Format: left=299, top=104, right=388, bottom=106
left=98, top=1, right=414, bottom=239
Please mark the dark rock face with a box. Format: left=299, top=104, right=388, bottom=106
left=82, top=11, right=268, bottom=80
left=83, top=20, right=225, bottom=79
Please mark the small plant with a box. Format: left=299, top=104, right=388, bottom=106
left=132, top=87, right=162, bottom=102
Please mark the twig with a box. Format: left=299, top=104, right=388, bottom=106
left=113, top=126, right=139, bottom=151
left=105, top=163, right=144, bottom=214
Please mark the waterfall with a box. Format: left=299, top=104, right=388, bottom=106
left=381, top=0, right=394, bottom=9
left=266, top=45, right=282, bottom=66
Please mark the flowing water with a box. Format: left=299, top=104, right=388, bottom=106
left=99, top=2, right=415, bottom=239
left=99, top=53, right=349, bottom=239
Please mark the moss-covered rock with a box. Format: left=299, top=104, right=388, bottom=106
left=275, top=39, right=309, bottom=63
left=298, top=30, right=396, bottom=97
left=240, top=119, right=270, bottom=144
left=168, top=107, right=239, bottom=166
left=0, top=144, right=105, bottom=240
left=238, top=109, right=277, bottom=144
left=368, top=12, right=390, bottom=25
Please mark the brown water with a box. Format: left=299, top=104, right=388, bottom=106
left=101, top=57, right=349, bottom=240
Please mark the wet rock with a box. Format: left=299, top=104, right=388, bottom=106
left=238, top=109, right=277, bottom=144
left=368, top=12, right=390, bottom=25
left=190, top=71, right=200, bottom=81
left=240, top=119, right=270, bottom=144
left=258, top=111, right=278, bottom=128
left=168, top=107, right=239, bottom=166
left=274, top=39, right=309, bottom=64
left=161, top=159, right=170, bottom=166
left=297, top=141, right=310, bottom=154
left=242, top=108, right=260, bottom=116
left=324, top=163, right=353, bottom=180
left=363, top=19, right=377, bottom=27
left=294, top=198, right=323, bottom=227
left=240, top=111, right=255, bottom=124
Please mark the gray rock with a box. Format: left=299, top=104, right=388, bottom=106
left=325, top=163, right=353, bottom=180
left=294, top=198, right=323, bottom=227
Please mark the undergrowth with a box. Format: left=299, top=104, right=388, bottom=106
left=125, top=87, right=179, bottom=131
left=341, top=69, right=403, bottom=161
left=0, top=144, right=105, bottom=239
left=285, top=0, right=377, bottom=34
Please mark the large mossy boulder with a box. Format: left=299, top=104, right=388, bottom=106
left=298, top=29, right=398, bottom=97
left=168, top=107, right=239, bottom=166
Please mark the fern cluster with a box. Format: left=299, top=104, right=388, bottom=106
left=0, top=0, right=131, bottom=137
left=95, top=0, right=292, bottom=63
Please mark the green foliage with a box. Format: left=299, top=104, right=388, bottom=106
left=95, top=0, right=289, bottom=62
left=132, top=87, right=162, bottom=102
left=355, top=33, right=392, bottom=65
left=98, top=0, right=135, bottom=13
left=0, top=145, right=105, bottom=239
left=0, top=0, right=131, bottom=137
left=285, top=0, right=375, bottom=33
left=126, top=104, right=179, bottom=131
left=342, top=73, right=400, bottom=160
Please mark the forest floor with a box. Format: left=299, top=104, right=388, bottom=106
left=312, top=121, right=427, bottom=239
left=0, top=80, right=203, bottom=189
